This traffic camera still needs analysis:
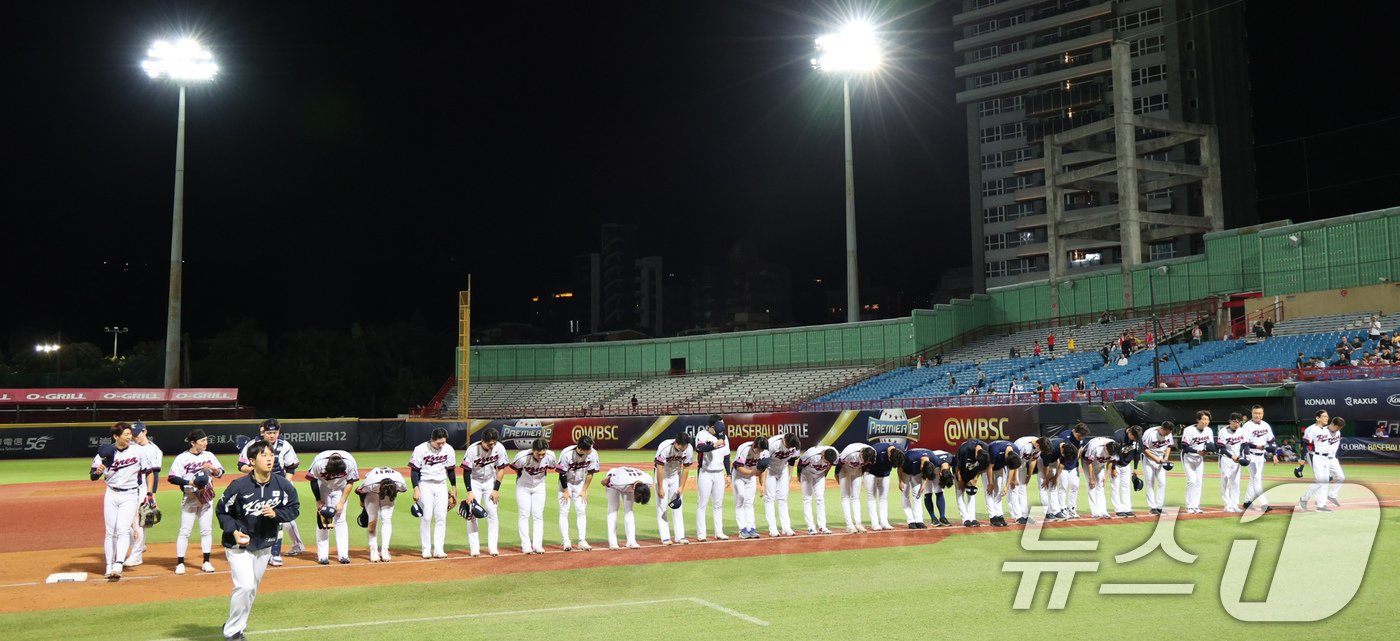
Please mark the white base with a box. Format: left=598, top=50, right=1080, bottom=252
left=47, top=572, right=89, bottom=584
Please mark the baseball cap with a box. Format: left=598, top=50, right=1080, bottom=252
left=130, top=421, right=147, bottom=437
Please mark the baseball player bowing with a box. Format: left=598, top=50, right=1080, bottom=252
left=731, top=437, right=768, bottom=538
left=954, top=439, right=990, bottom=526
left=356, top=466, right=407, bottom=562
left=90, top=422, right=143, bottom=579
left=1109, top=426, right=1143, bottom=517
left=510, top=438, right=557, bottom=554
left=126, top=421, right=163, bottom=568
left=1216, top=414, right=1246, bottom=512
left=762, top=433, right=802, bottom=537
left=217, top=440, right=300, bottom=641
left=1179, top=411, right=1215, bottom=514
left=166, top=428, right=225, bottom=574
left=556, top=435, right=601, bottom=551
left=1305, top=416, right=1346, bottom=512
left=306, top=450, right=360, bottom=564
left=460, top=427, right=509, bottom=557
left=409, top=427, right=457, bottom=558
left=1038, top=437, right=1079, bottom=521
left=896, top=447, right=938, bottom=528
left=836, top=443, right=875, bottom=533
left=653, top=433, right=694, bottom=545
left=1080, top=436, right=1120, bottom=519
left=237, top=419, right=302, bottom=565
left=1009, top=436, right=1042, bottom=525
left=1240, top=405, right=1279, bottom=513
left=692, top=416, right=731, bottom=541
left=601, top=466, right=653, bottom=549
left=1140, top=423, right=1175, bottom=515
left=797, top=445, right=838, bottom=534
left=982, top=440, right=1022, bottom=527
left=864, top=442, right=906, bottom=531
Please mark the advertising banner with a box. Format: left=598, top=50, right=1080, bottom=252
left=0, top=388, right=239, bottom=405
left=0, top=419, right=356, bottom=460
left=1338, top=437, right=1400, bottom=460
left=1295, top=380, right=1400, bottom=422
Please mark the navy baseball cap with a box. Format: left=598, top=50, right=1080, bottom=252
left=130, top=421, right=147, bottom=436
left=713, top=419, right=726, bottom=436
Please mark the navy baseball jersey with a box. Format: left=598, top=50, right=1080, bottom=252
left=956, top=439, right=988, bottom=480
left=930, top=450, right=954, bottom=467
left=988, top=440, right=1016, bottom=470
left=866, top=442, right=901, bottom=478
left=901, top=448, right=935, bottom=475
left=1056, top=429, right=1087, bottom=450
left=1111, top=428, right=1140, bottom=467
left=1050, top=437, right=1079, bottom=470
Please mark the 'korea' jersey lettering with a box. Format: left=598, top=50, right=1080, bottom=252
left=556, top=445, right=601, bottom=485
left=306, top=450, right=360, bottom=492
left=168, top=451, right=224, bottom=489
left=653, top=439, right=695, bottom=479
left=511, top=450, right=558, bottom=490
left=461, top=441, right=509, bottom=484
left=93, top=444, right=144, bottom=489
left=409, top=442, right=456, bottom=482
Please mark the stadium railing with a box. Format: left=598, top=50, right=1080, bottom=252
left=796, top=388, right=1146, bottom=412
left=1159, top=364, right=1400, bottom=387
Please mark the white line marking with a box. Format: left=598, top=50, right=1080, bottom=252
left=145, top=596, right=766, bottom=641
left=0, top=582, right=38, bottom=588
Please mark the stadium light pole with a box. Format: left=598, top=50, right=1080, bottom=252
left=142, top=38, right=218, bottom=389
left=813, top=22, right=881, bottom=323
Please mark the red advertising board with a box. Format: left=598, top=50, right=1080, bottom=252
left=0, top=388, right=238, bottom=405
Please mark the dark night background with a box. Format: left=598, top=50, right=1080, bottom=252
left=2, top=1, right=1397, bottom=415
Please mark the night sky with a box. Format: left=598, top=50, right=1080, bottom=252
left=3, top=1, right=1398, bottom=357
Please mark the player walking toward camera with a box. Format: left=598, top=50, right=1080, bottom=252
left=653, top=433, right=694, bottom=545
left=731, top=437, right=768, bottom=538
left=126, top=422, right=163, bottom=568
left=763, top=433, right=802, bottom=536
left=238, top=419, right=302, bottom=565
left=1009, top=436, right=1041, bottom=524
left=1216, top=414, right=1246, bottom=512
left=556, top=435, right=600, bottom=551
left=1179, top=411, right=1214, bottom=514
left=511, top=439, right=557, bottom=554
left=1241, top=405, right=1279, bottom=513
left=837, top=443, right=874, bottom=532
left=1080, top=436, right=1120, bottom=519
left=797, top=445, right=838, bottom=534
left=1297, top=410, right=1329, bottom=511
left=218, top=440, right=299, bottom=641
left=410, top=428, right=457, bottom=558
left=166, top=429, right=225, bottom=574
left=91, top=422, right=142, bottom=579
left=461, top=427, right=509, bottom=556
left=1141, top=423, right=1175, bottom=515
left=693, top=416, right=731, bottom=541
left=983, top=440, right=1021, bottom=527
left=1305, top=416, right=1346, bottom=512
left=356, top=466, right=407, bottom=562
left=864, top=442, right=904, bottom=530
left=602, top=466, right=653, bottom=549
left=954, top=439, right=990, bottom=526
left=1109, top=426, right=1142, bottom=516
left=307, top=450, right=359, bottom=564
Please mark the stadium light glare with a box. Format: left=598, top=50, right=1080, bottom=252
left=811, top=22, right=882, bottom=73
left=141, top=39, right=218, bottom=81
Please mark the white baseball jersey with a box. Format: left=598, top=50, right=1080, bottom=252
left=556, top=445, right=601, bottom=485
left=837, top=442, right=868, bottom=474
left=409, top=442, right=456, bottom=482
left=510, top=450, right=558, bottom=490
left=1179, top=426, right=1214, bottom=454
left=1242, top=419, right=1275, bottom=453
left=239, top=438, right=299, bottom=475
left=92, top=444, right=144, bottom=489
left=356, top=467, right=408, bottom=495
left=1216, top=426, right=1245, bottom=458
left=653, top=439, right=695, bottom=479
left=306, top=450, right=361, bottom=492
left=601, top=466, right=653, bottom=490
left=167, top=450, right=224, bottom=489
left=733, top=442, right=764, bottom=477
left=1312, top=428, right=1342, bottom=457
left=1142, top=428, right=1174, bottom=460
left=137, top=441, right=164, bottom=477
left=1301, top=424, right=1327, bottom=453
left=461, top=441, right=510, bottom=484
left=766, top=435, right=800, bottom=469
left=1013, top=436, right=1039, bottom=459
left=1082, top=437, right=1115, bottom=464
left=695, top=429, right=730, bottom=472
left=798, top=446, right=838, bottom=479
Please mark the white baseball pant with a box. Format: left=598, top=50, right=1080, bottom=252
left=864, top=474, right=893, bottom=528
left=1182, top=452, right=1205, bottom=509
left=605, top=485, right=638, bottom=547
left=1142, top=459, right=1166, bottom=510
left=467, top=478, right=501, bottom=555
left=801, top=471, right=830, bottom=531
left=176, top=493, right=215, bottom=559
left=1038, top=467, right=1063, bottom=515
left=222, top=546, right=272, bottom=638
left=1085, top=462, right=1109, bottom=517
left=558, top=482, right=588, bottom=547
left=984, top=467, right=1009, bottom=519
left=1219, top=456, right=1242, bottom=510
left=103, top=487, right=138, bottom=568
left=1309, top=454, right=1345, bottom=504
left=899, top=476, right=929, bottom=524
left=838, top=470, right=864, bottom=531
left=694, top=470, right=726, bottom=539
left=1243, top=453, right=1269, bottom=508
left=516, top=483, right=546, bottom=553
left=1060, top=466, right=1081, bottom=515
left=315, top=489, right=350, bottom=560
left=732, top=475, right=758, bottom=532
left=1008, top=462, right=1032, bottom=520
left=763, top=466, right=794, bottom=535
left=365, top=493, right=395, bottom=556
left=1110, top=464, right=1134, bottom=513
left=417, top=480, right=448, bottom=556
left=656, top=476, right=686, bottom=542
left=129, top=509, right=148, bottom=564
left=955, top=485, right=977, bottom=522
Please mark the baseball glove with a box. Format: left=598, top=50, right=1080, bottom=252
left=317, top=505, right=338, bottom=529
left=138, top=501, right=162, bottom=528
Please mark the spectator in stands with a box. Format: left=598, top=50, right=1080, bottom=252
left=1100, top=343, right=1111, bottom=366
left=1263, top=318, right=1274, bottom=338
left=1374, top=425, right=1390, bottom=438
left=977, top=368, right=986, bottom=387
left=1009, top=346, right=1020, bottom=358
left=1296, top=352, right=1308, bottom=369
left=1099, top=310, right=1112, bottom=324
left=1047, top=332, right=1056, bottom=354
left=1089, top=382, right=1099, bottom=400
left=1075, top=376, right=1086, bottom=394
left=1067, top=336, right=1075, bottom=353
left=1276, top=438, right=1299, bottom=463
left=1252, top=321, right=1266, bottom=339
left=1350, top=335, right=1365, bottom=350
left=915, top=354, right=924, bottom=369
left=1049, top=382, right=1061, bottom=403
left=630, top=395, right=638, bottom=414
left=1032, top=342, right=1042, bottom=358
left=1370, top=315, right=1382, bottom=345
left=1191, top=326, right=1202, bottom=348
left=934, top=353, right=944, bottom=366
left=743, top=391, right=755, bottom=412
left=1332, top=353, right=1351, bottom=368
left=1035, top=381, right=1045, bottom=403
left=1009, top=380, right=1022, bottom=394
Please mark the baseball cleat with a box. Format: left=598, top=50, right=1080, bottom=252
left=855, top=526, right=868, bottom=534
left=422, top=552, right=432, bottom=559
left=433, top=552, right=448, bottom=558
left=1329, top=497, right=1342, bottom=508
left=578, top=542, right=593, bottom=551
left=768, top=530, right=780, bottom=538
left=938, top=517, right=951, bottom=526
left=626, top=542, right=642, bottom=549
left=286, top=545, right=304, bottom=556
left=490, top=552, right=500, bottom=557
left=1015, top=517, right=1029, bottom=525
left=111, top=564, right=123, bottom=579
left=609, top=544, right=620, bottom=550
left=1316, top=505, right=1334, bottom=513
left=270, top=557, right=284, bottom=567
left=697, top=536, right=708, bottom=542
left=1260, top=505, right=1274, bottom=513
left=715, top=533, right=729, bottom=540
left=381, top=551, right=392, bottom=562
left=677, top=538, right=690, bottom=545
left=370, top=550, right=381, bottom=563
left=317, top=558, right=330, bottom=565
left=469, top=551, right=480, bottom=558
left=123, top=558, right=143, bottom=568
left=202, top=561, right=216, bottom=573
left=1298, top=498, right=1309, bottom=512
left=845, top=526, right=858, bottom=534
left=661, top=540, right=673, bottom=546
left=561, top=544, right=573, bottom=552
left=174, top=563, right=186, bottom=575
left=818, top=527, right=832, bottom=534
left=339, top=557, right=350, bottom=564
left=810, top=528, right=820, bottom=535
left=522, top=546, right=536, bottom=554
left=969, top=520, right=982, bottom=527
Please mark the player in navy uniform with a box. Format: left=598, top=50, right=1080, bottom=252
left=863, top=442, right=905, bottom=530
left=954, top=439, right=990, bottom=526
left=218, top=441, right=300, bottom=641
left=1054, top=424, right=1090, bottom=518
left=983, top=440, right=1023, bottom=527
left=922, top=450, right=957, bottom=526
left=1109, top=426, right=1142, bottom=517
left=897, top=448, right=939, bottom=528
left=1038, top=438, right=1080, bottom=521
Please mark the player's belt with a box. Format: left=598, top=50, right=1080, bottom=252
left=109, top=486, right=138, bottom=491
left=420, top=478, right=445, bottom=483
left=1313, top=452, right=1333, bottom=458
left=700, top=468, right=725, bottom=473
left=1249, top=449, right=1267, bottom=455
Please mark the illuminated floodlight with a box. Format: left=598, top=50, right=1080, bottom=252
left=142, top=39, right=218, bottom=81
left=812, top=22, right=882, bottom=73
left=35, top=343, right=60, bottom=353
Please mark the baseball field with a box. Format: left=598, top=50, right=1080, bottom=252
left=2, top=451, right=1394, bottom=640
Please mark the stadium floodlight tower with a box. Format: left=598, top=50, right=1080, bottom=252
left=142, top=38, right=217, bottom=389
left=812, top=22, right=881, bottom=323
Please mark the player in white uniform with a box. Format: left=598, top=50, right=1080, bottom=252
left=1140, top=422, right=1175, bottom=515
left=355, top=466, right=407, bottom=562
left=836, top=443, right=875, bottom=533
left=510, top=439, right=557, bottom=554
left=1240, top=405, right=1279, bottom=513
left=460, top=427, right=510, bottom=557
left=692, top=416, right=731, bottom=541
left=90, top=422, right=142, bottom=578
left=1307, top=416, right=1346, bottom=512
left=1179, top=411, right=1215, bottom=514
left=601, top=466, right=653, bottom=549
left=731, top=437, right=768, bottom=538
left=306, top=450, right=360, bottom=564
left=1215, top=413, right=1246, bottom=512
left=1009, top=436, right=1041, bottom=524
left=1080, top=436, right=1120, bottom=519
left=166, top=428, right=225, bottom=574
left=797, top=445, right=838, bottom=534
left=653, top=434, right=694, bottom=545
left=125, top=422, right=163, bottom=567
left=410, top=427, right=457, bottom=558
left=556, top=435, right=601, bottom=551
left=762, top=433, right=802, bottom=537
left=1297, top=410, right=1329, bottom=511
left=238, top=419, right=302, bottom=565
